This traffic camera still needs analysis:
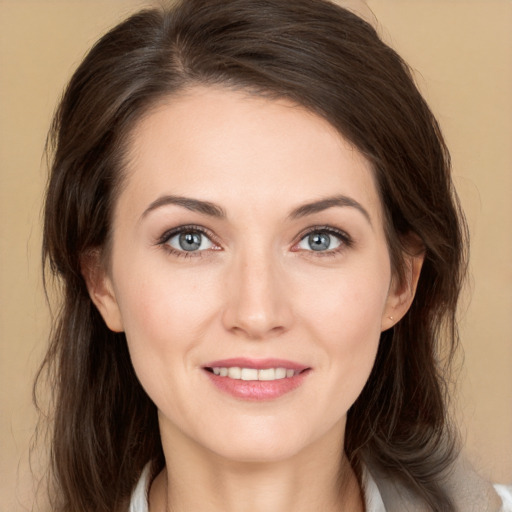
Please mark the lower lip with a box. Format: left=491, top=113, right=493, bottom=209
left=204, top=370, right=310, bottom=401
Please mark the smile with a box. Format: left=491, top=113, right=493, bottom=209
left=203, top=359, right=310, bottom=400
left=209, top=367, right=300, bottom=380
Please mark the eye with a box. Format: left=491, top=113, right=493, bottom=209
left=295, top=229, right=348, bottom=252
left=165, top=229, right=215, bottom=252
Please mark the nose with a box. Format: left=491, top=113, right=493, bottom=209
left=221, top=247, right=293, bottom=340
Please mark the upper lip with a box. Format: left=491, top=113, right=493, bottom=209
left=203, top=358, right=309, bottom=371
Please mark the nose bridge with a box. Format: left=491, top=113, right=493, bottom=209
left=222, top=241, right=291, bottom=339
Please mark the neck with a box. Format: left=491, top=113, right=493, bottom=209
left=149, top=421, right=364, bottom=512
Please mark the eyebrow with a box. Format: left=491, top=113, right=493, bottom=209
left=141, top=195, right=226, bottom=220
left=288, top=195, right=372, bottom=225
left=140, top=193, right=371, bottom=225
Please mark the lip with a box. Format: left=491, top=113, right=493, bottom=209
left=204, top=357, right=309, bottom=371
left=202, top=358, right=311, bottom=401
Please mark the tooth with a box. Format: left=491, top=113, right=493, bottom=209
left=275, top=368, right=286, bottom=379
left=228, top=367, right=241, bottom=379
left=241, top=368, right=258, bottom=381
left=258, top=368, right=276, bottom=381
left=213, top=366, right=299, bottom=380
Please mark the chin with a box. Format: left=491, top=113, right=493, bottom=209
left=210, top=438, right=307, bottom=464
left=198, top=419, right=331, bottom=465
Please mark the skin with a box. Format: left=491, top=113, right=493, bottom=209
left=85, top=86, right=423, bottom=512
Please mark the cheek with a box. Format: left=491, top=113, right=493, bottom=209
left=113, top=263, right=222, bottom=384
left=112, top=266, right=226, bottom=430
left=294, top=261, right=389, bottom=395
left=296, top=260, right=389, bottom=340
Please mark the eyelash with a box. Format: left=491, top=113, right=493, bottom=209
left=293, top=225, right=353, bottom=257
left=157, top=224, right=219, bottom=259
left=156, top=224, right=353, bottom=259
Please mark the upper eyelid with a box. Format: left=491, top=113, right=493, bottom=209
left=296, top=225, right=351, bottom=241
left=157, top=224, right=218, bottom=246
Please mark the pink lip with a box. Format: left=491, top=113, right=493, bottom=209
left=204, top=358, right=308, bottom=371
left=202, top=358, right=311, bottom=401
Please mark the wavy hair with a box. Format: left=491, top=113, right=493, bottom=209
left=36, top=1, right=467, bottom=510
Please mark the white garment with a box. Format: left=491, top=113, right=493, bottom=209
left=129, top=464, right=151, bottom=512
left=496, top=484, right=512, bottom=512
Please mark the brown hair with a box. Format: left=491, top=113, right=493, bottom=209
left=37, top=0, right=467, bottom=510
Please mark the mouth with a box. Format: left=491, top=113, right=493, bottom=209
left=204, top=366, right=306, bottom=381
left=202, top=358, right=311, bottom=400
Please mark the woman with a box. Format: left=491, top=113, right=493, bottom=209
left=36, top=0, right=510, bottom=510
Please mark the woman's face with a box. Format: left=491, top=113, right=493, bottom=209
left=90, top=86, right=410, bottom=463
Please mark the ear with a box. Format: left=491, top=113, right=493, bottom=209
left=381, top=240, right=425, bottom=331
left=80, top=250, right=124, bottom=332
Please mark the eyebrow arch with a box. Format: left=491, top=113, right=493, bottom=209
left=140, top=195, right=226, bottom=220
left=288, top=195, right=372, bottom=225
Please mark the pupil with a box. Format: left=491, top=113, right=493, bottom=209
left=309, top=233, right=330, bottom=251
left=179, top=232, right=201, bottom=251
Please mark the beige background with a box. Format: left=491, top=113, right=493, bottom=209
left=1, top=0, right=511, bottom=509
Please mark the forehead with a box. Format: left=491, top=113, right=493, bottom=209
left=119, top=86, right=383, bottom=223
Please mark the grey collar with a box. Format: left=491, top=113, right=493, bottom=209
left=367, top=455, right=503, bottom=512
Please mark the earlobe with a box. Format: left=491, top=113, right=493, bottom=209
left=382, top=248, right=425, bottom=331
left=80, top=250, right=124, bottom=332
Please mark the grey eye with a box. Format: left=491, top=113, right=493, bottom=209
left=167, top=231, right=213, bottom=252
left=298, top=232, right=342, bottom=252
